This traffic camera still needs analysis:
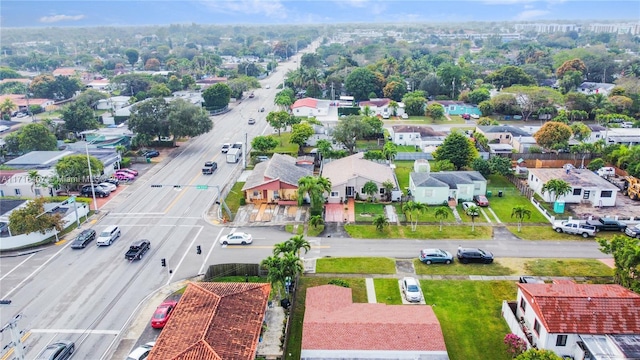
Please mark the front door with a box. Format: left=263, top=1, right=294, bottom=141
left=346, top=186, right=354, bottom=198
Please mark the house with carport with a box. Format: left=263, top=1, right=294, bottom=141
left=527, top=168, right=620, bottom=207
left=502, top=281, right=640, bottom=360
left=301, top=285, right=449, bottom=360
left=321, top=152, right=398, bottom=203
left=409, top=160, right=487, bottom=205
left=241, top=153, right=312, bottom=205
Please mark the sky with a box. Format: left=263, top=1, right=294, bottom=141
left=1, top=0, right=639, bottom=28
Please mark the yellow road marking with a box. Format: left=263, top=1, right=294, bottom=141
left=90, top=219, right=97, bottom=225
left=163, top=172, right=202, bottom=213
left=226, top=245, right=331, bottom=249
left=1, top=349, right=12, bottom=360
left=0, top=332, right=31, bottom=360
left=21, top=331, right=31, bottom=342
left=55, top=240, right=67, bottom=246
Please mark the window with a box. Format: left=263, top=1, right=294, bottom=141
left=399, top=135, right=404, bottom=140
left=35, top=189, right=41, bottom=196
left=601, top=190, right=613, bottom=198
left=14, top=189, right=21, bottom=196
left=273, top=191, right=280, bottom=199
left=519, top=298, right=526, bottom=312
left=530, top=174, right=534, bottom=181
left=573, top=188, right=581, bottom=196
left=0, top=190, right=4, bottom=197
left=379, top=188, right=385, bottom=195
left=583, top=190, right=591, bottom=199
left=533, top=319, right=541, bottom=334
left=253, top=191, right=259, bottom=196
left=506, top=134, right=510, bottom=139
left=330, top=191, right=338, bottom=197
left=474, top=183, right=481, bottom=190
left=556, top=335, right=568, bottom=346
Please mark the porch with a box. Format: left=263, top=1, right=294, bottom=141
left=501, top=301, right=535, bottom=348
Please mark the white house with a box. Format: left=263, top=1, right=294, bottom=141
left=502, top=282, right=640, bottom=360
left=96, top=96, right=131, bottom=111
left=388, top=126, right=447, bottom=147
left=321, top=153, right=397, bottom=203
left=577, top=82, right=615, bottom=96
left=605, top=128, right=640, bottom=147
left=292, top=98, right=329, bottom=117
left=527, top=168, right=620, bottom=207
left=0, top=169, right=57, bottom=198
left=409, top=160, right=487, bottom=205
left=359, top=98, right=392, bottom=116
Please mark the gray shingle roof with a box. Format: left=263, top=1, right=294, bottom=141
left=242, top=153, right=312, bottom=191
left=411, top=172, right=448, bottom=187
left=477, top=125, right=531, bottom=137
left=5, top=151, right=75, bottom=168
left=411, top=171, right=486, bottom=189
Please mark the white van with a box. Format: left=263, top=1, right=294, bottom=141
left=96, top=225, right=121, bottom=246
left=597, top=167, right=615, bottom=177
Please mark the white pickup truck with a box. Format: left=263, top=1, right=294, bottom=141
left=552, top=220, right=597, bottom=238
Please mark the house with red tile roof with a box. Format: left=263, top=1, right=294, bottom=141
left=291, top=97, right=329, bottom=117
left=148, top=282, right=270, bottom=360
left=52, top=68, right=79, bottom=77
left=502, top=282, right=640, bottom=360
left=301, top=285, right=449, bottom=359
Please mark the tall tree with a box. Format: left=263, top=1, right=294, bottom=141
left=488, top=156, right=513, bottom=176
left=5, top=123, right=58, bottom=154
left=598, top=235, right=640, bottom=292
left=433, top=131, right=479, bottom=170
left=362, top=181, right=378, bottom=212
left=0, top=98, right=17, bottom=118
left=266, top=110, right=292, bottom=136
left=286, top=235, right=311, bottom=259
left=125, top=48, right=139, bottom=69
left=297, top=176, right=331, bottom=216
left=541, top=179, right=572, bottom=203
left=167, top=98, right=213, bottom=139
left=55, top=154, right=104, bottom=190
left=425, top=103, right=445, bottom=121
left=466, top=204, right=481, bottom=232
left=505, top=86, right=563, bottom=121
left=289, top=122, right=315, bottom=148
left=534, top=121, right=573, bottom=151
left=202, top=83, right=232, bottom=110
left=402, top=201, right=426, bottom=231
left=402, top=91, right=427, bottom=116
left=511, top=206, right=531, bottom=232
left=345, top=67, right=377, bottom=101
left=61, top=102, right=98, bottom=133
left=251, top=135, right=279, bottom=152
left=128, top=97, right=169, bottom=141
left=434, top=206, right=449, bottom=232
left=7, top=197, right=64, bottom=235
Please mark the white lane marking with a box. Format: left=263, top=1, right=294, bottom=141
left=30, top=329, right=119, bottom=335
left=198, top=228, right=225, bottom=275
left=108, top=213, right=165, bottom=216
left=0, top=253, right=36, bottom=281
left=2, top=241, right=72, bottom=298
left=166, top=226, right=204, bottom=285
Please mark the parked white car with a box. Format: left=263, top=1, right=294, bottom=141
left=552, top=220, right=596, bottom=238
left=126, top=341, right=155, bottom=360
left=98, top=182, right=117, bottom=192
left=401, top=277, right=422, bottom=303
left=220, top=232, right=253, bottom=245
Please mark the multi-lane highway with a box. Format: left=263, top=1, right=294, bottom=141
left=0, top=39, right=607, bottom=360
left=0, top=45, right=316, bottom=360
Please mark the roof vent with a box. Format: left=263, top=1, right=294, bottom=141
left=587, top=297, right=591, bottom=301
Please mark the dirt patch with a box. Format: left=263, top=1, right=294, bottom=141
left=395, top=259, right=415, bottom=275
left=496, top=258, right=528, bottom=274
left=567, top=192, right=639, bottom=220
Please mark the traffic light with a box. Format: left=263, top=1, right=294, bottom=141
left=196, top=245, right=202, bottom=255
left=151, top=184, right=162, bottom=188
left=161, top=258, right=166, bottom=267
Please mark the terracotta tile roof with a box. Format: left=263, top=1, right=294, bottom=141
left=302, top=285, right=447, bottom=352
left=519, top=283, right=640, bottom=334
left=149, top=282, right=270, bottom=360
left=52, top=68, right=77, bottom=76
left=359, top=98, right=390, bottom=107
left=292, top=98, right=318, bottom=109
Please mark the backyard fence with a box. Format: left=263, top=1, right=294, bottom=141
left=506, top=175, right=534, bottom=199
left=394, top=152, right=433, bottom=161
left=203, top=263, right=267, bottom=281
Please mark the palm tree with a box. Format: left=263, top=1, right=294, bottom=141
left=373, top=214, right=389, bottom=232
left=382, top=142, right=398, bottom=163
left=28, top=170, right=44, bottom=196
left=0, top=98, right=17, bottom=118
left=273, top=242, right=294, bottom=256
left=389, top=100, right=399, bottom=116
left=361, top=105, right=373, bottom=117
left=286, top=235, right=311, bottom=258
left=297, top=176, right=332, bottom=216
left=511, top=206, right=531, bottom=232
left=309, top=214, right=324, bottom=229
left=261, top=255, right=286, bottom=299
left=382, top=180, right=395, bottom=201
left=541, top=179, right=572, bottom=203
left=403, top=201, right=426, bottom=231
left=362, top=181, right=378, bottom=212
left=434, top=206, right=449, bottom=231
left=466, top=205, right=481, bottom=232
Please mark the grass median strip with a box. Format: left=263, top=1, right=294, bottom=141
left=525, top=258, right=614, bottom=277
left=316, top=257, right=396, bottom=274
left=345, top=224, right=492, bottom=239
left=508, top=226, right=625, bottom=241
left=414, top=259, right=515, bottom=276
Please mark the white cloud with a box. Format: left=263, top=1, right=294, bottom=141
left=514, top=9, right=550, bottom=20
left=199, top=0, right=287, bottom=18
left=39, top=14, right=85, bottom=23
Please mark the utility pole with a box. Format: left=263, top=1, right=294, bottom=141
left=1, top=314, right=27, bottom=360
left=243, top=132, right=247, bottom=169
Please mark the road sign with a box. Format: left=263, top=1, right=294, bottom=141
left=196, top=185, right=208, bottom=190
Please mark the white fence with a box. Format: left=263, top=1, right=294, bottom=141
left=0, top=203, right=89, bottom=251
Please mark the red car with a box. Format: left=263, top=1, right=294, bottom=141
left=118, top=168, right=138, bottom=176
left=151, top=300, right=178, bottom=329
left=114, top=172, right=135, bottom=181
left=474, top=195, right=490, bottom=207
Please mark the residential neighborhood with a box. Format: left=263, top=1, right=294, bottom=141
left=1, top=8, right=640, bottom=360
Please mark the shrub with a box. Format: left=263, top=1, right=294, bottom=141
left=121, top=157, right=131, bottom=168
left=504, top=333, right=527, bottom=358
left=239, top=198, right=246, bottom=206
left=587, top=158, right=605, bottom=171
left=328, top=279, right=350, bottom=288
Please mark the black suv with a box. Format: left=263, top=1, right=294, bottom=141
left=70, top=229, right=97, bottom=249
left=457, top=247, right=494, bottom=264
left=80, top=185, right=110, bottom=198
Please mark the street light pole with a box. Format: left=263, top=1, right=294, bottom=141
left=85, top=142, right=99, bottom=213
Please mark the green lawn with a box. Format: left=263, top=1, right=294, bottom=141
left=485, top=175, right=548, bottom=223
left=525, top=259, right=614, bottom=277
left=285, top=224, right=304, bottom=235
left=393, top=160, right=414, bottom=193
left=285, top=277, right=367, bottom=360
left=315, top=257, right=397, bottom=274
left=486, top=174, right=513, bottom=188
left=224, top=182, right=245, bottom=218
left=306, top=224, right=324, bottom=237
left=414, top=259, right=515, bottom=276
left=345, top=224, right=492, bottom=239
left=397, top=204, right=456, bottom=223
left=395, top=145, right=417, bottom=152
left=271, top=132, right=299, bottom=154
left=423, top=280, right=514, bottom=360
left=354, top=201, right=388, bottom=222
left=374, top=278, right=403, bottom=304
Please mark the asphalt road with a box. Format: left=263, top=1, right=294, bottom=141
left=0, top=44, right=316, bottom=360
left=0, top=39, right=609, bottom=360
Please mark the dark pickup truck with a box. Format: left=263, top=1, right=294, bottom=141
left=125, top=240, right=150, bottom=261
left=586, top=218, right=627, bottom=232
left=202, top=161, right=218, bottom=175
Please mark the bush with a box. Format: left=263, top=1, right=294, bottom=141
left=587, top=158, right=605, bottom=171
left=239, top=198, right=246, bottom=206
left=328, top=279, right=350, bottom=288
left=121, top=157, right=131, bottom=168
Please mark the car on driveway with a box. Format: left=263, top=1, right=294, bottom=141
left=473, top=195, right=489, bottom=207
left=70, top=229, right=97, bottom=249
left=143, top=150, right=160, bottom=158
left=625, top=224, right=640, bottom=239
left=470, top=114, right=480, bottom=119
left=103, top=177, right=119, bottom=187
left=401, top=277, right=422, bottom=302
left=151, top=300, right=178, bottom=329
left=419, top=248, right=453, bottom=264
left=126, top=342, right=156, bottom=360
left=220, top=232, right=253, bottom=245
left=461, top=202, right=476, bottom=212
left=35, top=340, right=74, bottom=360
left=457, top=247, right=494, bottom=264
